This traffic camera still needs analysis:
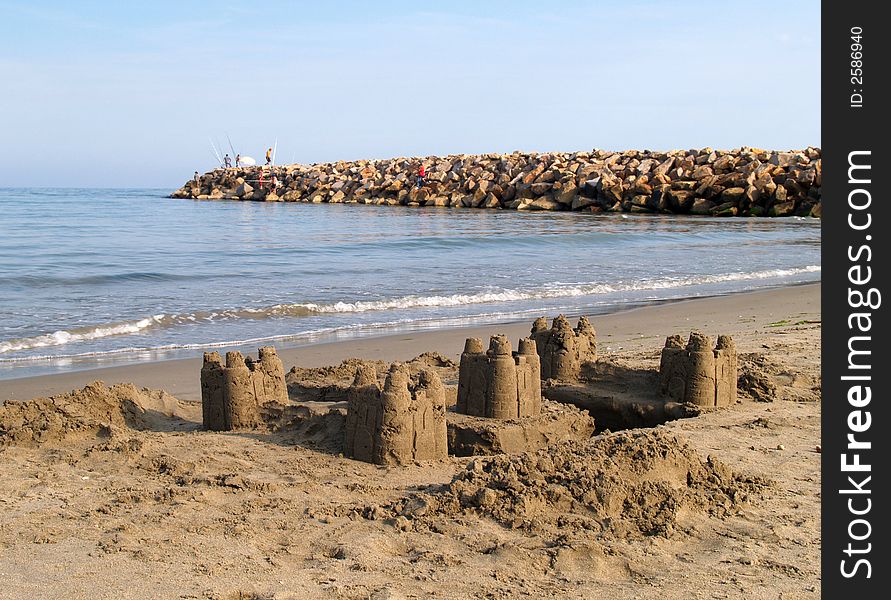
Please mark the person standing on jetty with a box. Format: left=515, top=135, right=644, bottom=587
left=266, top=147, right=272, bottom=166
left=224, top=154, right=232, bottom=168
left=235, top=154, right=241, bottom=167
left=194, top=171, right=200, bottom=184
left=416, top=163, right=426, bottom=189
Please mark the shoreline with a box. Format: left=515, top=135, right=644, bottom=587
left=1, top=283, right=819, bottom=402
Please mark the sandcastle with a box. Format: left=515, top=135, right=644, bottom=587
left=530, top=315, right=597, bottom=381
left=659, top=332, right=737, bottom=408
left=201, top=346, right=288, bottom=430
left=343, top=363, right=448, bottom=465
left=456, top=335, right=542, bottom=420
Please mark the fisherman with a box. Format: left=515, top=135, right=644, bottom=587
left=266, top=147, right=272, bottom=166
left=235, top=153, right=241, bottom=167
left=224, top=154, right=232, bottom=168
left=416, top=164, right=426, bottom=189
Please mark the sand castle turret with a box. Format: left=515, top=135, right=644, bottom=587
left=659, top=332, right=737, bottom=408
left=344, top=363, right=448, bottom=465
left=200, top=346, right=288, bottom=431
left=456, top=335, right=542, bottom=419
left=530, top=315, right=597, bottom=381
left=343, top=364, right=380, bottom=461
left=200, top=351, right=227, bottom=430
left=714, top=335, right=738, bottom=406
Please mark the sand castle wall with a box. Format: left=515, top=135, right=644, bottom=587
left=530, top=315, right=597, bottom=382
left=172, top=147, right=822, bottom=217
left=344, top=363, right=448, bottom=465
left=456, top=335, right=542, bottom=420
left=659, top=332, right=738, bottom=408
left=201, top=346, right=288, bottom=431
left=447, top=401, right=596, bottom=457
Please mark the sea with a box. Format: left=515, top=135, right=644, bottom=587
left=0, top=188, right=821, bottom=380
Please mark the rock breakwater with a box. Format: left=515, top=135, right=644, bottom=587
left=172, top=147, right=821, bottom=217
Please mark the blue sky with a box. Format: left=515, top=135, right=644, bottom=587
left=0, top=1, right=820, bottom=188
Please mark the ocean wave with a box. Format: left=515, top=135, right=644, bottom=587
left=0, top=307, right=559, bottom=364
left=0, top=317, right=429, bottom=364
left=292, top=265, right=821, bottom=313
left=0, top=315, right=167, bottom=354
left=0, top=265, right=820, bottom=355
left=0, top=271, right=215, bottom=288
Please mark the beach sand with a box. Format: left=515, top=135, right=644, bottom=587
left=0, top=284, right=821, bottom=598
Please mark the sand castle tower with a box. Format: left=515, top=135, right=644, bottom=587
left=659, top=332, right=737, bottom=408
left=456, top=335, right=542, bottom=419
left=344, top=363, right=448, bottom=465
left=530, top=315, right=597, bottom=381
left=200, top=346, right=288, bottom=431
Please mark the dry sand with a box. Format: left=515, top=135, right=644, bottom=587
left=0, top=284, right=821, bottom=599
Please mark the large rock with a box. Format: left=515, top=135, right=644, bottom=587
left=553, top=182, right=578, bottom=205
left=526, top=196, right=562, bottom=211
left=769, top=201, right=796, bottom=217
left=690, top=199, right=715, bottom=215
left=720, top=187, right=746, bottom=203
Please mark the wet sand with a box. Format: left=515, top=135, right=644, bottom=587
left=1, top=284, right=819, bottom=403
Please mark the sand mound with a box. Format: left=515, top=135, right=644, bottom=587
left=737, top=353, right=780, bottom=402
left=0, top=381, right=193, bottom=446
left=288, top=357, right=386, bottom=385
left=286, top=354, right=459, bottom=403
left=409, top=351, right=457, bottom=369
left=381, top=429, right=769, bottom=539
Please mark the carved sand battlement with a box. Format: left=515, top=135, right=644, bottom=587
left=659, top=332, right=737, bottom=408
left=344, top=363, right=448, bottom=465
left=200, top=346, right=288, bottom=430
left=456, top=335, right=542, bottom=420
left=529, top=315, right=597, bottom=381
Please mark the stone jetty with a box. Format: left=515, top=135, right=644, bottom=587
left=172, top=147, right=822, bottom=217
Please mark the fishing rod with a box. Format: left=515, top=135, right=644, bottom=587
left=216, top=137, right=229, bottom=164
left=208, top=138, right=223, bottom=166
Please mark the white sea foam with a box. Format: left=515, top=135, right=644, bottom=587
left=0, top=265, right=820, bottom=356
left=292, top=265, right=821, bottom=314
left=0, top=315, right=166, bottom=354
